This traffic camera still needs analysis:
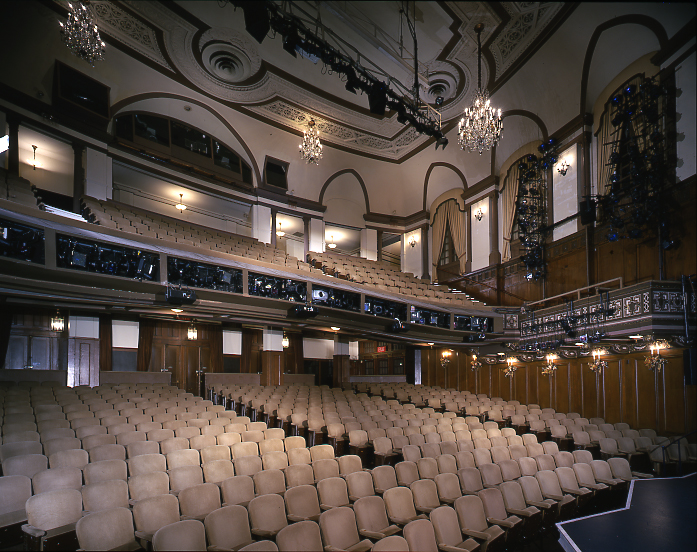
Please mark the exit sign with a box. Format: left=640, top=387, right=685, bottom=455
left=377, top=346, right=387, bottom=353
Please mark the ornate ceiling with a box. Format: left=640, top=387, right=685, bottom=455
left=63, top=1, right=574, bottom=161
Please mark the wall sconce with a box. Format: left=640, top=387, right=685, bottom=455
left=471, top=352, right=482, bottom=372
left=327, top=235, right=337, bottom=249
left=645, top=340, right=667, bottom=372
left=175, top=193, right=187, bottom=213
left=541, top=353, right=557, bottom=376
left=441, top=350, right=452, bottom=368
left=557, top=159, right=570, bottom=176
left=31, top=145, right=38, bottom=170
left=276, top=223, right=285, bottom=237
left=408, top=234, right=417, bottom=248
left=282, top=335, right=290, bottom=349
left=474, top=207, right=484, bottom=221
left=504, top=356, right=517, bottom=377
left=589, top=348, right=607, bottom=373
left=50, top=310, right=65, bottom=332
left=187, top=323, right=197, bottom=340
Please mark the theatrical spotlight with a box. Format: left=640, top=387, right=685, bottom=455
left=435, top=134, right=449, bottom=150
left=368, top=82, right=388, bottom=115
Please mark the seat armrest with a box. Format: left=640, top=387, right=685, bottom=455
left=21, top=525, right=46, bottom=538
left=506, top=507, right=535, bottom=517
left=527, top=500, right=554, bottom=509
left=542, top=492, right=564, bottom=501
left=560, top=486, right=586, bottom=496
left=632, top=471, right=654, bottom=479
left=416, top=506, right=435, bottom=514
left=251, top=529, right=277, bottom=538
left=462, top=529, right=491, bottom=541
left=487, top=516, right=520, bottom=528
left=208, top=545, right=236, bottom=551
left=43, top=523, right=77, bottom=539
left=134, top=530, right=154, bottom=542
left=359, top=529, right=387, bottom=540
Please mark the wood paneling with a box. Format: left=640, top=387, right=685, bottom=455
left=68, top=338, right=99, bottom=387
left=420, top=347, right=694, bottom=434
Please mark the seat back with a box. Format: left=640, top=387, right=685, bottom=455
left=319, top=506, right=362, bottom=551
left=203, top=505, right=252, bottom=551
left=284, top=484, right=321, bottom=520
left=179, top=482, right=221, bottom=519
left=249, top=493, right=288, bottom=535
left=76, top=507, right=135, bottom=551
left=153, top=519, right=206, bottom=551
left=353, top=495, right=391, bottom=533
left=454, top=494, right=488, bottom=533
left=383, top=486, right=418, bottom=522
left=25, top=488, right=83, bottom=530
left=0, top=474, right=32, bottom=516
left=221, top=475, right=255, bottom=507
left=276, top=520, right=323, bottom=552
left=403, top=518, right=439, bottom=552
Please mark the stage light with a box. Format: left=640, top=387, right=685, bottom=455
left=282, top=29, right=299, bottom=57
left=435, top=96, right=444, bottom=106
left=435, top=134, right=448, bottom=150
left=239, top=2, right=270, bottom=44
left=368, top=82, right=388, bottom=115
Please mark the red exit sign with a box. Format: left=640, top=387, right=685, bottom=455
left=377, top=346, right=387, bottom=353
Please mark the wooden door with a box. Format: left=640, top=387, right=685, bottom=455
left=185, top=345, right=200, bottom=395
left=165, top=344, right=181, bottom=389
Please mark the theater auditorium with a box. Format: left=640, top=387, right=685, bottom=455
left=0, top=1, right=695, bottom=551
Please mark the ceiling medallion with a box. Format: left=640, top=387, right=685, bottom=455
left=59, top=1, right=105, bottom=64
left=458, top=24, right=503, bottom=154
left=299, top=119, right=323, bottom=165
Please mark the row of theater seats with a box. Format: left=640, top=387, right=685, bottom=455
left=1, top=177, right=41, bottom=210
left=307, top=250, right=479, bottom=306
left=79, top=196, right=476, bottom=307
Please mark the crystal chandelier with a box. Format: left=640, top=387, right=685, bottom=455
left=458, top=24, right=503, bottom=154
left=541, top=353, right=557, bottom=376
left=645, top=340, right=668, bottom=372
left=59, top=1, right=106, bottom=64
left=504, top=357, right=517, bottom=378
left=589, top=349, right=607, bottom=373
left=299, top=119, right=323, bottom=165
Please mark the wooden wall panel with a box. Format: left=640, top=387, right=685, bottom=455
left=528, top=366, right=539, bottom=406
left=514, top=368, right=527, bottom=404
left=636, top=361, right=659, bottom=431
left=662, top=360, right=687, bottom=434
left=538, top=370, right=551, bottom=409
left=491, top=366, right=501, bottom=401
left=582, top=366, right=599, bottom=419
left=555, top=364, right=570, bottom=414
left=620, top=359, right=638, bottom=429
left=602, top=364, right=621, bottom=424
left=568, top=363, right=583, bottom=415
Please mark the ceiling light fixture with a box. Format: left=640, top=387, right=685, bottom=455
left=330, top=326, right=341, bottom=331
left=458, top=23, right=503, bottom=154
left=175, top=194, right=187, bottom=213
left=276, top=223, right=285, bottom=237
left=299, top=119, right=323, bottom=165
left=327, top=235, right=337, bottom=249
left=171, top=308, right=183, bottom=313
left=58, top=1, right=105, bottom=65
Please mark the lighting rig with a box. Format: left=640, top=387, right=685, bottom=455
left=598, top=76, right=675, bottom=251
left=228, top=1, right=448, bottom=149
left=516, top=139, right=559, bottom=281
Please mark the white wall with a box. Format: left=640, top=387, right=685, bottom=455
left=553, top=144, right=579, bottom=241
left=112, top=320, right=139, bottom=348
left=303, top=338, right=334, bottom=359
left=402, top=229, right=422, bottom=276
left=675, top=49, right=696, bottom=182
left=251, top=204, right=272, bottom=244
left=223, top=330, right=242, bottom=355
left=349, top=341, right=359, bottom=360
left=68, top=316, right=99, bottom=339
left=262, top=328, right=283, bottom=351
left=470, top=198, right=490, bottom=271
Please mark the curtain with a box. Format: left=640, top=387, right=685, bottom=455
left=0, top=304, right=15, bottom=370
left=431, top=199, right=468, bottom=277
left=431, top=200, right=449, bottom=278
left=99, top=314, right=112, bottom=372
left=501, top=161, right=521, bottom=261
left=209, top=325, right=224, bottom=373
left=137, top=318, right=156, bottom=372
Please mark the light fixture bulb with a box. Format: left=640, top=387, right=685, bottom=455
left=175, top=193, right=187, bottom=212
left=282, top=335, right=290, bottom=348
left=327, top=235, right=337, bottom=249
left=276, top=223, right=285, bottom=237
left=331, top=327, right=341, bottom=331
left=50, top=310, right=65, bottom=332
left=171, top=308, right=183, bottom=313
left=187, top=324, right=197, bottom=340
left=300, top=119, right=323, bottom=165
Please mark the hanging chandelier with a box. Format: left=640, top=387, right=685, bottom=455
left=589, top=348, right=607, bottom=373
left=458, top=23, right=503, bottom=154
left=299, top=119, right=323, bottom=165
left=504, top=357, right=517, bottom=378
left=645, top=340, right=668, bottom=372
left=175, top=194, right=187, bottom=213
left=541, top=353, right=557, bottom=376
left=59, top=1, right=106, bottom=64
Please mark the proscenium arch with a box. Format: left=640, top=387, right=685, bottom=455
left=318, top=169, right=371, bottom=214
left=422, top=162, right=468, bottom=212
left=579, top=15, right=668, bottom=117
left=109, top=93, right=262, bottom=187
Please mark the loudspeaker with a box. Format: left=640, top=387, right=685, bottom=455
left=580, top=200, right=596, bottom=225
left=684, top=348, right=697, bottom=385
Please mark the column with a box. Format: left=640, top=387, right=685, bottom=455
left=465, top=206, right=472, bottom=273
left=421, top=225, right=429, bottom=279
left=251, top=204, right=272, bottom=244
left=72, top=143, right=85, bottom=214
left=6, top=112, right=20, bottom=177
left=303, top=216, right=310, bottom=261
left=271, top=209, right=277, bottom=248
left=308, top=218, right=325, bottom=253
left=489, top=192, right=501, bottom=265
left=377, top=230, right=383, bottom=262
left=85, top=147, right=112, bottom=201
left=333, top=337, right=350, bottom=389
left=261, top=328, right=284, bottom=386
left=359, top=228, right=377, bottom=260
